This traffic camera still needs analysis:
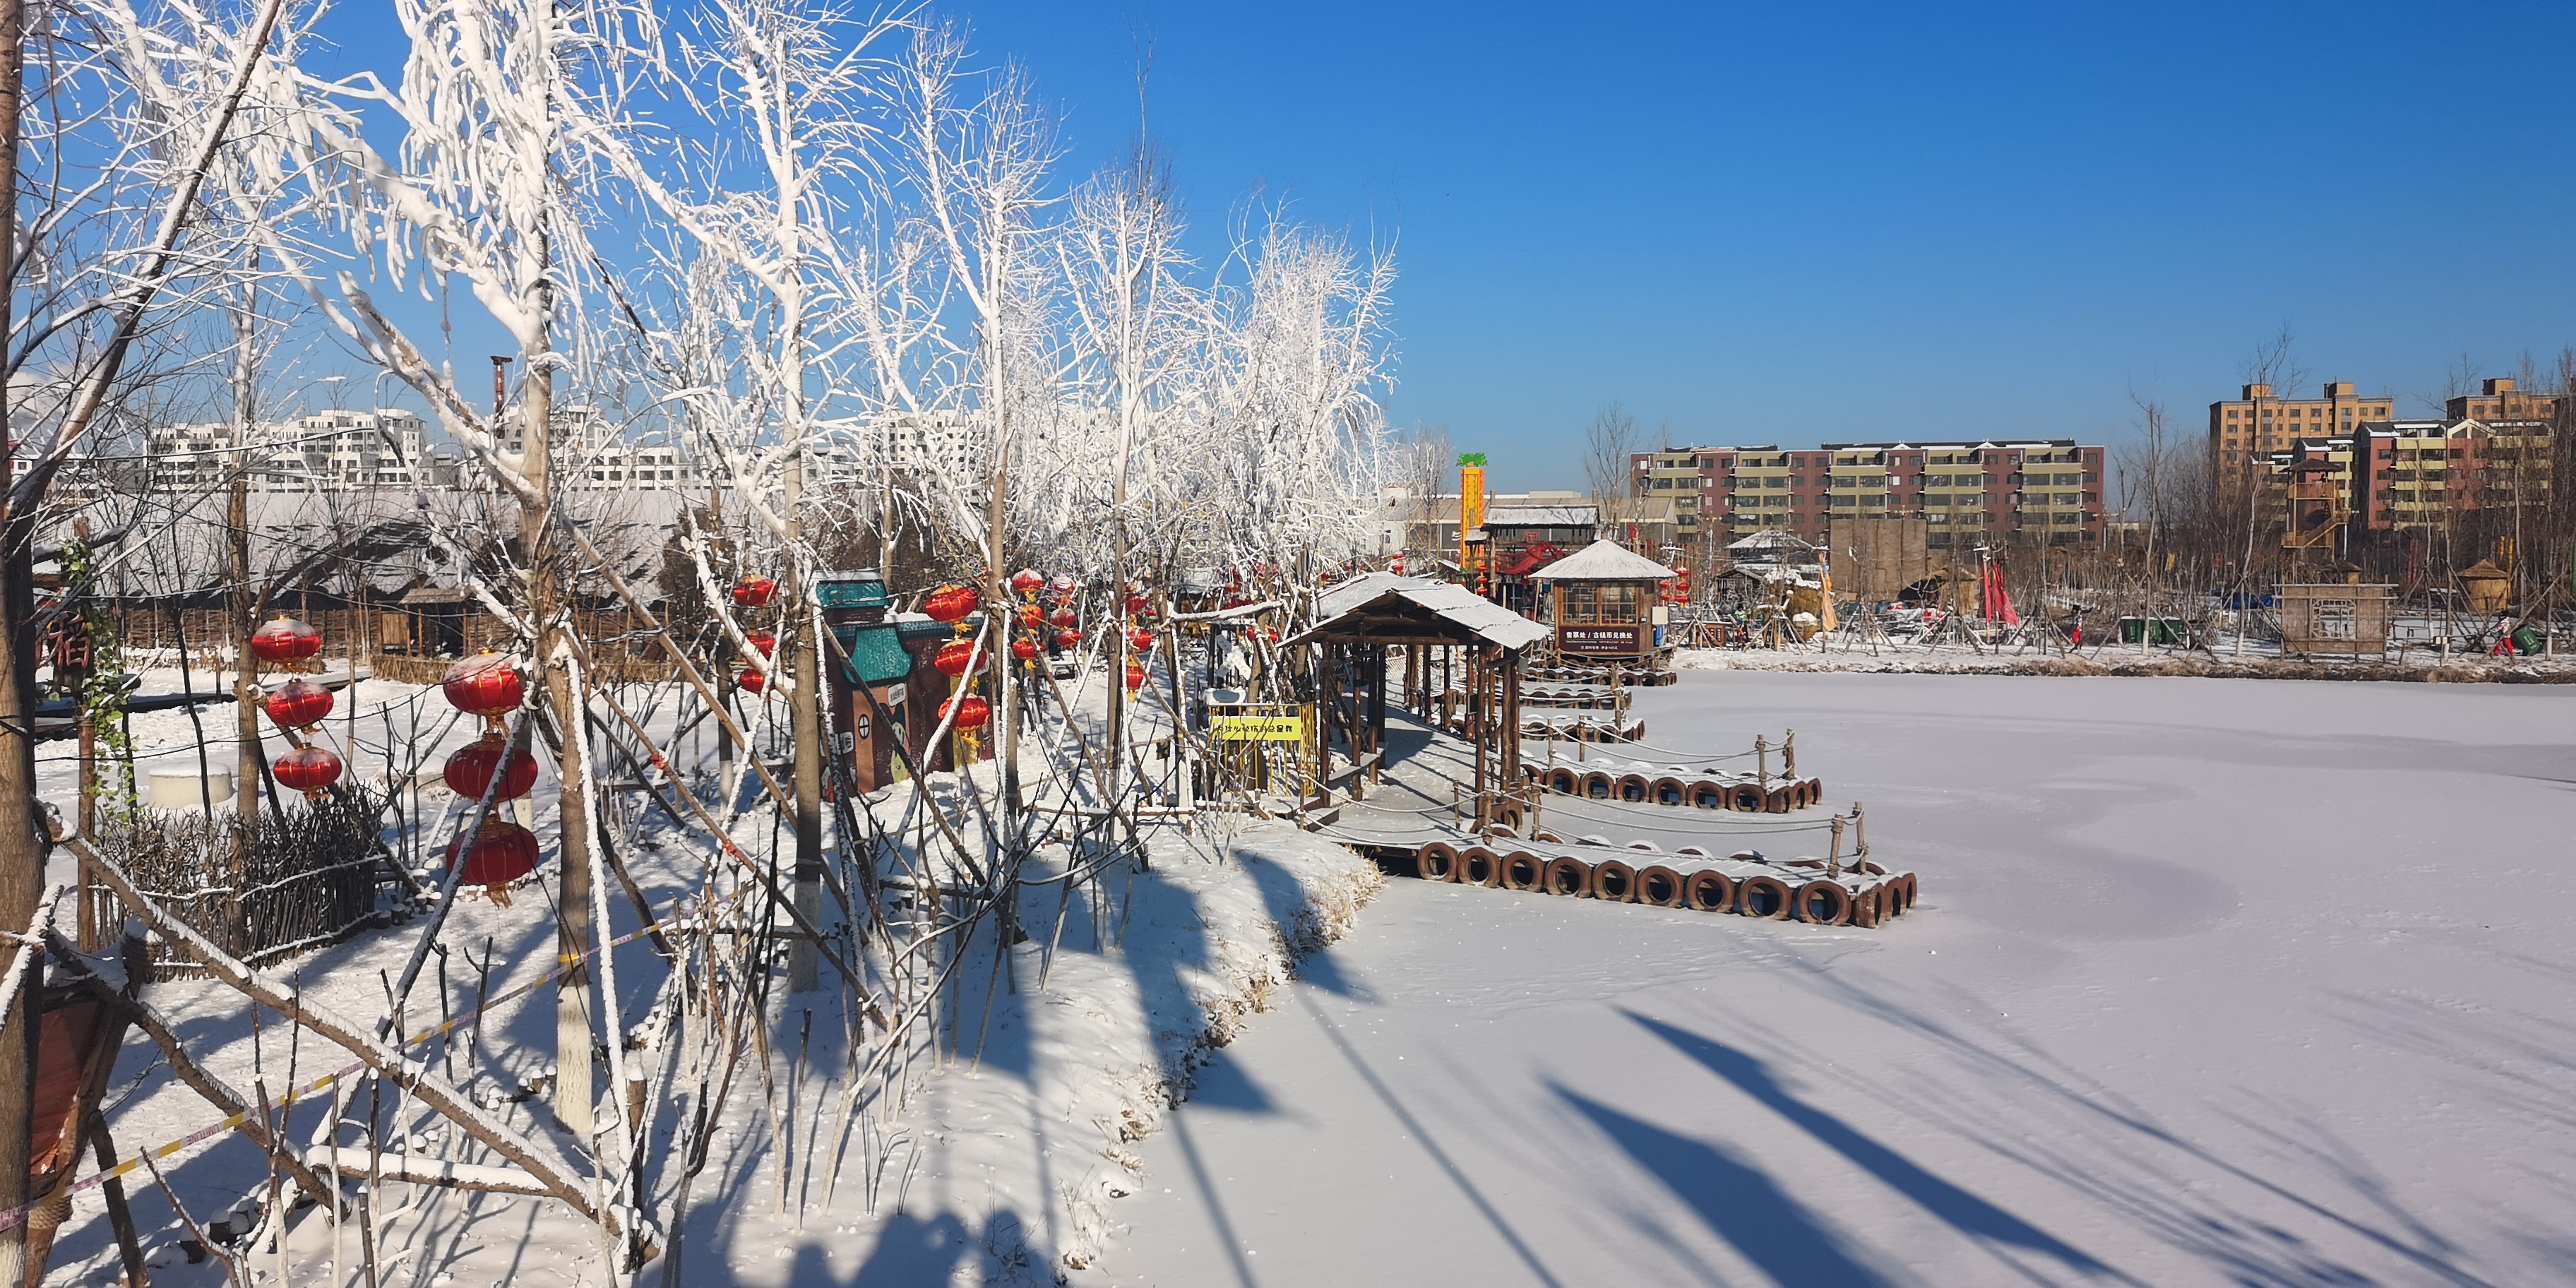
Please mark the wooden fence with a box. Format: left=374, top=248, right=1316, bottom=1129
left=95, top=788, right=394, bottom=975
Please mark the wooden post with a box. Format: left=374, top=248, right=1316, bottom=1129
left=1315, top=643, right=1335, bottom=803
left=1369, top=645, right=1389, bottom=784
left=1827, top=815, right=1844, bottom=879
left=1755, top=734, right=1768, bottom=789
left=1471, top=645, right=1489, bottom=832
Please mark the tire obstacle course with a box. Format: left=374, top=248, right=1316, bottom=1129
left=1524, top=729, right=1820, bottom=812
left=1407, top=834, right=1916, bottom=928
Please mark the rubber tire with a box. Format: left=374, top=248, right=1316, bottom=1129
left=1849, top=883, right=1882, bottom=928
left=1739, top=875, right=1792, bottom=919
left=1731, top=785, right=1763, bottom=811
left=1461, top=847, right=1501, bottom=888
left=1592, top=858, right=1638, bottom=903
left=1683, top=870, right=1736, bottom=913
left=1636, top=865, right=1686, bottom=908
left=1417, top=843, right=1459, bottom=882
left=1500, top=852, right=1544, bottom=892
left=1543, top=856, right=1594, bottom=898
left=1796, top=880, right=1852, bottom=926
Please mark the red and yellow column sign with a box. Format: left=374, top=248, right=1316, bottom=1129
left=1457, top=453, right=1486, bottom=578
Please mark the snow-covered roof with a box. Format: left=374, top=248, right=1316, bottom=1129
left=1481, top=504, right=1597, bottom=528
left=1297, top=573, right=1549, bottom=651
left=1727, top=530, right=1816, bottom=554
left=1530, top=538, right=1676, bottom=583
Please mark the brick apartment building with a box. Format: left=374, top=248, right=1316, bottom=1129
left=1631, top=439, right=2107, bottom=550
left=2267, top=417, right=2551, bottom=535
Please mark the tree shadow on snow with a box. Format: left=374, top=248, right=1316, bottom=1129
left=835, top=1209, right=973, bottom=1284
left=1553, top=1085, right=1892, bottom=1287
left=1626, top=1010, right=2123, bottom=1281
left=1727, top=958, right=2511, bottom=1287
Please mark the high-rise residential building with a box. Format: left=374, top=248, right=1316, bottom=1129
left=2444, top=376, right=2564, bottom=423
left=2208, top=381, right=2395, bottom=465
left=1633, top=439, right=2106, bottom=549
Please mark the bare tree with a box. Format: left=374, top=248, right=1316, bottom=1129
left=1583, top=400, right=1641, bottom=537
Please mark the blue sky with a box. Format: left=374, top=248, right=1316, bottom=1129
left=955, top=0, right=2576, bottom=489
left=316, top=1, right=2576, bottom=491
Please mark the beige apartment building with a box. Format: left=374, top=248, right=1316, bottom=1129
left=2208, top=381, right=2396, bottom=466
left=2445, top=376, right=2563, bottom=423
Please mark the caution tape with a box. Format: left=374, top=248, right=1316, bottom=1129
left=0, top=890, right=749, bottom=1233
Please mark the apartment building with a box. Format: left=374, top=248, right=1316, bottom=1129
left=1633, top=439, right=2106, bottom=549
left=2277, top=417, right=2552, bottom=535
left=2445, top=376, right=2563, bottom=423
left=2208, top=381, right=2397, bottom=465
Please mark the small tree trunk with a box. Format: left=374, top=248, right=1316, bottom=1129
left=787, top=455, right=822, bottom=991
left=523, top=269, right=596, bottom=1135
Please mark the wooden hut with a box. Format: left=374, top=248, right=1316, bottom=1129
left=1531, top=538, right=1678, bottom=662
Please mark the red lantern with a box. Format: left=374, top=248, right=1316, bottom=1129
left=1123, top=661, right=1147, bottom=692
left=732, top=574, right=780, bottom=607
left=1048, top=606, right=1078, bottom=628
left=443, top=734, right=537, bottom=801
left=1053, top=628, right=1080, bottom=648
left=1051, top=573, right=1076, bottom=594
left=924, top=585, right=979, bottom=624
left=1010, top=568, right=1044, bottom=594
left=741, top=632, right=775, bottom=660
left=443, top=651, right=524, bottom=722
left=446, top=818, right=542, bottom=902
left=1260, top=626, right=1281, bottom=645
left=1127, top=628, right=1155, bottom=653
left=250, top=617, right=322, bottom=662
left=739, top=667, right=768, bottom=695
left=940, top=694, right=990, bottom=729
left=263, top=679, right=334, bottom=729
left=1016, top=603, right=1042, bottom=629
left=274, top=745, right=343, bottom=795
left=1124, top=592, right=1151, bottom=616
left=1010, top=636, right=1039, bottom=662
left=934, top=638, right=978, bottom=676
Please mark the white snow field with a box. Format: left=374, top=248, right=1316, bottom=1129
left=1075, top=672, right=2576, bottom=1287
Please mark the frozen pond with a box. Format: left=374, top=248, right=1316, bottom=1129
left=1075, top=672, right=2576, bottom=1287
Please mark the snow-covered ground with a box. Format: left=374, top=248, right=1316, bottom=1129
left=38, top=666, right=1390, bottom=1287
left=1676, top=640, right=2576, bottom=681
left=1074, top=672, right=2576, bottom=1286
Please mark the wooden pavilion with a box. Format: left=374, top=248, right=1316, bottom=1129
left=1287, top=573, right=1549, bottom=828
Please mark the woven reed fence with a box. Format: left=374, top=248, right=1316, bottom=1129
left=95, top=787, right=395, bottom=975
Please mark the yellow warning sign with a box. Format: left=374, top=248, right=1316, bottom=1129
left=1215, top=715, right=1304, bottom=741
